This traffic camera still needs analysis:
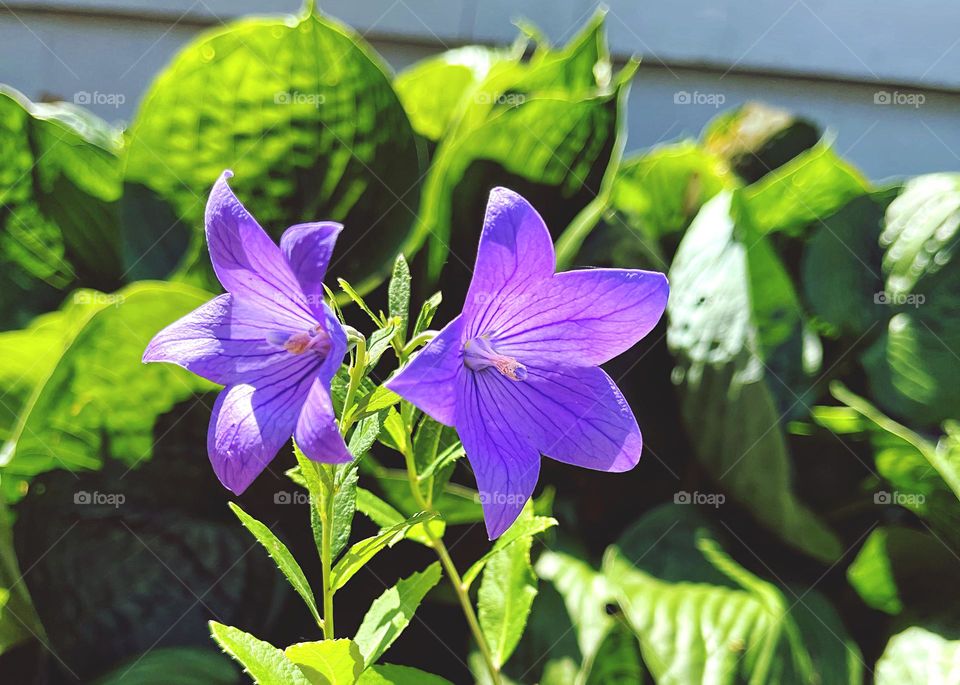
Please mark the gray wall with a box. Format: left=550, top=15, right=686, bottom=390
left=2, top=0, right=959, bottom=180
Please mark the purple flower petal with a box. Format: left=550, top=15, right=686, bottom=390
left=492, top=269, right=669, bottom=366
left=503, top=363, right=642, bottom=472
left=456, top=371, right=541, bottom=539
left=316, top=302, right=349, bottom=386
left=143, top=293, right=308, bottom=385
left=295, top=376, right=352, bottom=464
left=207, top=358, right=318, bottom=494
left=205, top=171, right=314, bottom=324
left=280, top=222, right=343, bottom=318
left=386, top=315, right=465, bottom=427
left=463, top=187, right=555, bottom=338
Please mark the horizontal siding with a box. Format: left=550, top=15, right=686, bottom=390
left=0, top=1, right=958, bottom=179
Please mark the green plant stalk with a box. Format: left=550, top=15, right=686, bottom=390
left=315, top=463, right=336, bottom=639
left=401, top=437, right=502, bottom=684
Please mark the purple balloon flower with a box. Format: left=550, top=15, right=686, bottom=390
left=387, top=188, right=669, bottom=538
left=143, top=171, right=352, bottom=493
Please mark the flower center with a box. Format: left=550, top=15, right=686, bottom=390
left=463, top=336, right=527, bottom=381
left=267, top=325, right=331, bottom=356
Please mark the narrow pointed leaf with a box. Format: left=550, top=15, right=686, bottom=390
left=209, top=622, right=308, bottom=685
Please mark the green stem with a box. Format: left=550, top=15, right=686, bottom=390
left=316, top=463, right=336, bottom=639
left=398, top=330, right=438, bottom=363
left=401, top=445, right=501, bottom=683
left=340, top=335, right=367, bottom=434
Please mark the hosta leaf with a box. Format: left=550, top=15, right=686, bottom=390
left=741, top=142, right=869, bottom=236
left=358, top=663, right=454, bottom=685
left=209, top=622, right=308, bottom=685
left=0, top=87, right=123, bottom=327
left=228, top=503, right=322, bottom=628
left=92, top=647, right=239, bottom=684
left=667, top=191, right=841, bottom=561
left=0, top=282, right=214, bottom=484
left=354, top=562, right=442, bottom=666
left=603, top=505, right=862, bottom=685
left=285, top=640, right=363, bottom=685
left=861, top=173, right=960, bottom=425
left=876, top=627, right=960, bottom=684
left=330, top=511, right=434, bottom=591
left=124, top=7, right=420, bottom=293
left=478, top=534, right=538, bottom=669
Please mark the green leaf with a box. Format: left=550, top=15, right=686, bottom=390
left=209, top=621, right=308, bottom=685
left=846, top=526, right=958, bottom=616
left=338, top=279, right=381, bottom=325
left=535, top=551, right=614, bottom=665
left=412, top=292, right=442, bottom=337
left=330, top=512, right=435, bottom=591
left=861, top=173, right=960, bottom=425
left=0, top=86, right=123, bottom=327
left=604, top=505, right=862, bottom=685
left=610, top=140, right=736, bottom=243
left=741, top=142, right=869, bottom=236
left=366, top=321, right=398, bottom=371
left=0, top=282, right=215, bottom=483
left=284, top=640, right=363, bottom=685
left=92, top=647, right=239, bottom=684
left=666, top=191, right=841, bottom=561
left=228, top=502, right=322, bottom=628
left=801, top=190, right=894, bottom=337
left=387, top=255, right=411, bottom=342
left=354, top=561, right=442, bottom=666
left=357, top=663, right=454, bottom=685
left=125, top=9, right=420, bottom=294
left=584, top=624, right=644, bottom=685
left=463, top=507, right=557, bottom=589
left=478, top=533, right=538, bottom=669
left=876, top=627, right=960, bottom=684
left=356, top=386, right=400, bottom=416
left=394, top=45, right=504, bottom=140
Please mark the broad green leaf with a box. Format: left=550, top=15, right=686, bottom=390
left=125, top=8, right=420, bottom=293
left=228, top=503, right=322, bottom=628
left=741, top=142, right=869, bottom=236
left=478, top=534, right=538, bottom=668
left=604, top=505, right=861, bottom=685
left=0, top=282, right=214, bottom=484
left=611, top=140, right=735, bottom=242
left=801, top=190, right=893, bottom=337
left=405, top=16, right=624, bottom=279
left=356, top=386, right=400, bottom=416
left=876, top=627, right=960, bottom=684
left=354, top=562, right=442, bottom=666
left=209, top=621, right=308, bottom=685
left=358, top=663, right=454, bottom=685
left=846, top=526, right=957, bottom=616
left=831, top=384, right=960, bottom=549
left=0, top=86, right=123, bottom=327
left=380, top=409, right=407, bottom=453
left=702, top=102, right=820, bottom=183
left=0, top=500, right=39, bottom=654
left=584, top=624, right=644, bottom=685
left=861, top=173, right=960, bottom=425
left=331, top=511, right=435, bottom=591
left=394, top=45, right=504, bottom=140
left=387, top=255, right=411, bottom=342
left=667, top=191, right=841, bottom=561
left=92, top=647, right=239, bottom=684
left=535, top=551, right=613, bottom=664
left=285, top=640, right=363, bottom=685
left=463, top=508, right=557, bottom=590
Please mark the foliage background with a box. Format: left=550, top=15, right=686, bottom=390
left=0, top=2, right=959, bottom=683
